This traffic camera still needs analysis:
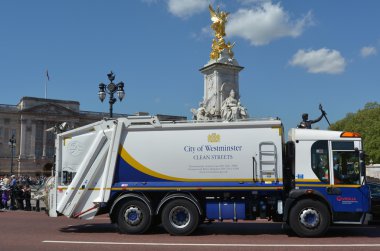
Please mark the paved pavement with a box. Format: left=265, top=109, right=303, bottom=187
left=1, top=210, right=380, bottom=251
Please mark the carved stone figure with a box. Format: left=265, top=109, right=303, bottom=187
left=221, top=89, right=238, bottom=121
left=191, top=102, right=211, bottom=121
left=238, top=100, right=249, bottom=119
left=220, top=90, right=248, bottom=121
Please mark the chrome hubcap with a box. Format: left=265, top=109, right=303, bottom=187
left=169, top=206, right=190, bottom=229
left=124, top=206, right=142, bottom=226
left=299, top=208, right=320, bottom=229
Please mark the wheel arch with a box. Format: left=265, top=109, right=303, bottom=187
left=283, top=189, right=332, bottom=223
left=156, top=192, right=203, bottom=216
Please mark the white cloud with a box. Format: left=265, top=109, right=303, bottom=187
left=289, top=48, right=346, bottom=74
left=226, top=2, right=313, bottom=46
left=167, top=0, right=210, bottom=19
left=237, top=0, right=271, bottom=5
left=360, top=46, right=377, bottom=58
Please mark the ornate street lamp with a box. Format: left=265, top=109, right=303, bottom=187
left=98, top=71, right=125, bottom=118
left=8, top=134, right=16, bottom=174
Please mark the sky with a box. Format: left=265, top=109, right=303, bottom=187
left=0, top=0, right=379, bottom=133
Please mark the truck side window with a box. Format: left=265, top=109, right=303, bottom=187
left=311, top=141, right=329, bottom=183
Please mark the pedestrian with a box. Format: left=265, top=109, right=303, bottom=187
left=35, top=198, right=40, bottom=212
left=3, top=175, right=10, bottom=186
left=0, top=189, right=2, bottom=209
left=15, top=184, right=24, bottom=210
left=9, top=175, right=17, bottom=210
left=23, top=184, right=31, bottom=211
left=0, top=179, right=3, bottom=209
left=1, top=186, right=10, bottom=210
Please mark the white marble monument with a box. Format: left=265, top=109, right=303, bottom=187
left=192, top=5, right=249, bottom=121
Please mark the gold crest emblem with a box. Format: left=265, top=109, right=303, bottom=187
left=208, top=133, right=220, bottom=143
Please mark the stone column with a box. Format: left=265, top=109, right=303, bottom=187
left=18, top=117, right=27, bottom=174
left=31, top=120, right=36, bottom=159
left=19, top=117, right=27, bottom=158
left=42, top=121, right=47, bottom=158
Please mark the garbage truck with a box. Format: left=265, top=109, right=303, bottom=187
left=46, top=116, right=371, bottom=237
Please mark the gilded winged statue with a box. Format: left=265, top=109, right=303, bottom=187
left=209, top=5, right=228, bottom=39
left=208, top=5, right=234, bottom=60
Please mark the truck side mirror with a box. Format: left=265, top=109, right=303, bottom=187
left=359, top=150, right=366, bottom=177
left=355, top=148, right=366, bottom=177
left=359, top=152, right=366, bottom=161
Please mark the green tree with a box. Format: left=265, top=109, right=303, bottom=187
left=329, top=102, right=380, bottom=163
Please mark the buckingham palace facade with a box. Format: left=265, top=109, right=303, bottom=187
left=0, top=97, right=114, bottom=175
left=0, top=96, right=185, bottom=175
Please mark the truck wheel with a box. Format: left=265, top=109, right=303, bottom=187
left=117, top=200, right=152, bottom=234
left=289, top=199, right=330, bottom=237
left=161, top=199, right=199, bottom=236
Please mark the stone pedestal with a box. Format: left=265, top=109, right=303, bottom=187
left=199, top=50, right=244, bottom=119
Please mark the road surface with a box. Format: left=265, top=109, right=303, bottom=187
left=1, top=210, right=380, bottom=251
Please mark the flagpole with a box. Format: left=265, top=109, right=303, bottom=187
left=45, top=77, right=47, bottom=99
left=45, top=70, right=49, bottom=99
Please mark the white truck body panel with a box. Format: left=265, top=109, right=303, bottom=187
left=53, top=120, right=119, bottom=219
left=122, top=125, right=283, bottom=181
left=49, top=117, right=284, bottom=219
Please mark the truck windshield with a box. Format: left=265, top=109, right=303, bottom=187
left=332, top=151, right=360, bottom=185
left=331, top=141, right=360, bottom=185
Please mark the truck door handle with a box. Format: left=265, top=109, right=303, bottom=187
left=326, top=187, right=341, bottom=195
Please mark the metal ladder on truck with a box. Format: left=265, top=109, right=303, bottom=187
left=258, top=142, right=278, bottom=182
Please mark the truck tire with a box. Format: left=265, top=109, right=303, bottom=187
left=289, top=199, right=330, bottom=237
left=117, top=199, right=152, bottom=234
left=281, top=222, right=295, bottom=236
left=161, top=199, right=199, bottom=236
